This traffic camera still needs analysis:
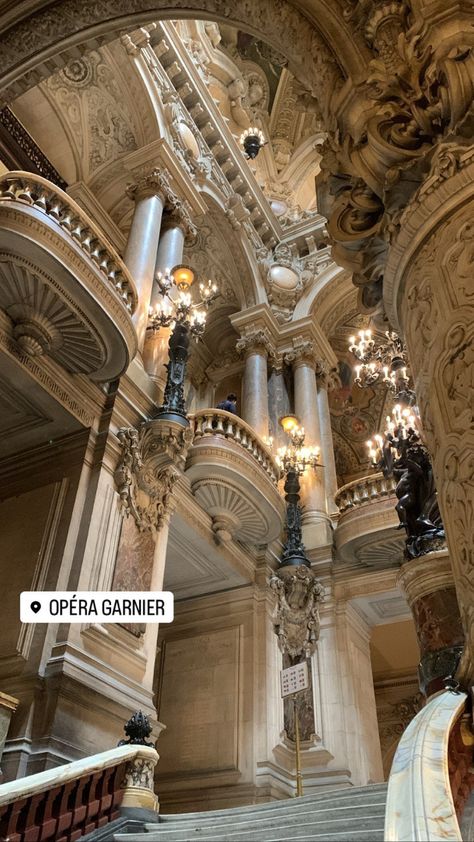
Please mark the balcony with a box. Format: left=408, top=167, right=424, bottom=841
left=0, top=171, right=137, bottom=381
left=334, top=473, right=404, bottom=569
left=185, top=409, right=285, bottom=545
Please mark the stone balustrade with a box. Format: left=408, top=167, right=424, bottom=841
left=0, top=171, right=137, bottom=313
left=335, top=472, right=397, bottom=514
left=0, top=744, right=159, bottom=841
left=385, top=690, right=466, bottom=841
left=186, top=409, right=284, bottom=545
left=190, top=409, right=280, bottom=486
left=334, top=472, right=402, bottom=569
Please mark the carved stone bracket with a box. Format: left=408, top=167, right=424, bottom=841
left=114, top=418, right=193, bottom=532
left=270, top=565, right=325, bottom=658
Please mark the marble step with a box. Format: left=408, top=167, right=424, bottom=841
left=112, top=784, right=387, bottom=842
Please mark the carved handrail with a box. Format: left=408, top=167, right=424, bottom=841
left=189, top=409, right=281, bottom=485
left=0, top=744, right=158, bottom=841
left=335, top=471, right=397, bottom=513
left=0, top=171, right=138, bottom=314
left=385, top=690, right=467, bottom=841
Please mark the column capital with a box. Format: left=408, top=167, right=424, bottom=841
left=284, top=338, right=320, bottom=369
left=236, top=327, right=275, bottom=360
left=126, top=167, right=174, bottom=203
left=161, top=202, right=197, bottom=243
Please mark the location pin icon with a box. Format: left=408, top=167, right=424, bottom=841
left=30, top=601, right=41, bottom=614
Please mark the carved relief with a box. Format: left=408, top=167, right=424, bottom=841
left=114, top=420, right=193, bottom=533
left=397, top=197, right=474, bottom=683
left=43, top=50, right=138, bottom=178
left=270, top=566, right=325, bottom=658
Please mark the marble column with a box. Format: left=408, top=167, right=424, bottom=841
left=268, top=364, right=291, bottom=448
left=384, top=156, right=474, bottom=683
left=124, top=177, right=167, bottom=353
left=143, top=209, right=195, bottom=391
left=397, top=550, right=464, bottom=697
left=236, top=331, right=270, bottom=440
left=285, top=342, right=331, bottom=548
left=317, top=373, right=339, bottom=517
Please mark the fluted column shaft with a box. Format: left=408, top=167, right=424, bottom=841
left=124, top=191, right=164, bottom=353
left=317, top=379, right=339, bottom=516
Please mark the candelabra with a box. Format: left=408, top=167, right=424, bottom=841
left=348, top=328, right=414, bottom=402
left=275, top=415, right=320, bottom=568
left=148, top=264, right=218, bottom=426
left=239, top=126, right=266, bottom=159
left=366, top=404, right=445, bottom=559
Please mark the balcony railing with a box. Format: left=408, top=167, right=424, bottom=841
left=335, top=472, right=397, bottom=513
left=190, top=409, right=280, bottom=485
left=0, top=172, right=137, bottom=314
left=186, top=409, right=284, bottom=545
left=0, top=171, right=138, bottom=380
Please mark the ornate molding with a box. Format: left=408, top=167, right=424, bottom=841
left=114, top=419, right=193, bottom=532
left=270, top=565, right=325, bottom=658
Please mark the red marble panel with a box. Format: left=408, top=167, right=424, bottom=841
left=411, top=587, right=464, bottom=656
left=112, top=516, right=155, bottom=636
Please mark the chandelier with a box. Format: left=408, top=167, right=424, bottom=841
left=148, top=264, right=218, bottom=426
left=366, top=403, right=420, bottom=467
left=148, top=264, right=218, bottom=340
left=275, top=415, right=320, bottom=476
left=239, top=127, right=266, bottom=159
left=348, top=328, right=410, bottom=395
left=366, top=402, right=445, bottom=559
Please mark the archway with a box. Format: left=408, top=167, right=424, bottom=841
left=0, top=1, right=369, bottom=124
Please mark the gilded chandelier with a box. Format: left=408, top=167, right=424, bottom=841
left=275, top=415, right=320, bottom=476
left=148, top=264, right=218, bottom=339
left=348, top=328, right=410, bottom=395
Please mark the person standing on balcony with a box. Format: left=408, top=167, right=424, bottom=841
left=217, top=393, right=238, bottom=414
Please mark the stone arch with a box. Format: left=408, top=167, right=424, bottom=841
left=0, top=1, right=369, bottom=128
left=184, top=190, right=264, bottom=309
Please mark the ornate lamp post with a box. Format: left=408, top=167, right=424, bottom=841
left=148, top=264, right=218, bottom=426
left=239, top=126, right=266, bottom=159
left=275, top=415, right=320, bottom=568
left=366, top=404, right=445, bottom=559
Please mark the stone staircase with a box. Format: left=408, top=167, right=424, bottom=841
left=113, top=783, right=387, bottom=842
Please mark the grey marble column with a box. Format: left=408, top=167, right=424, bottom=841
left=124, top=187, right=164, bottom=353
left=285, top=343, right=331, bottom=548
left=237, top=333, right=270, bottom=440
left=268, top=365, right=291, bottom=447
left=143, top=214, right=188, bottom=386
left=317, top=377, right=339, bottom=516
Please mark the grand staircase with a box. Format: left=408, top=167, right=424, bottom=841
left=113, top=783, right=388, bottom=842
